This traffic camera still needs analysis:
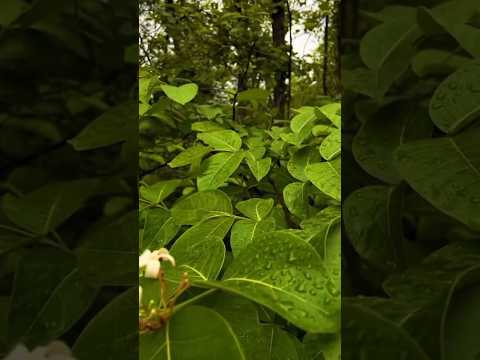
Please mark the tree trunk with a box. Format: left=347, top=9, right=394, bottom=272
left=271, top=0, right=288, bottom=119
left=322, top=15, right=330, bottom=96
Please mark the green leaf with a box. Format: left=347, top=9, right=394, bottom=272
left=2, top=179, right=98, bottom=235
left=168, top=145, right=212, bottom=168
left=160, top=83, right=198, bottom=105
left=429, top=62, right=480, bottom=134
left=342, top=301, right=430, bottom=360
left=287, top=147, right=322, bottom=182
left=141, top=208, right=179, bottom=251
left=395, top=128, right=480, bottom=231
left=317, top=103, right=341, bottom=128
left=139, top=180, right=182, bottom=204
left=319, top=129, right=341, bottom=161
left=169, top=217, right=232, bottom=281
left=412, top=49, right=472, bottom=78
left=197, top=151, right=244, bottom=190
left=359, top=17, right=420, bottom=97
left=290, top=107, right=317, bottom=140
left=171, top=190, right=232, bottom=225
left=69, top=102, right=136, bottom=150
left=140, top=306, right=246, bottom=360
left=235, top=198, right=274, bottom=221
left=344, top=186, right=404, bottom=272
left=8, top=248, right=97, bottom=348
left=76, top=212, right=137, bottom=286
left=197, top=130, right=242, bottom=152
left=245, top=153, right=271, bottom=182
left=283, top=182, right=316, bottom=220
left=418, top=0, right=480, bottom=58
left=74, top=288, right=137, bottom=360
left=204, top=232, right=340, bottom=333
left=230, top=218, right=275, bottom=256
left=353, top=102, right=432, bottom=184
left=305, top=158, right=341, bottom=202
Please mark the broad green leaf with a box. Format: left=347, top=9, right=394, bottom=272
left=76, top=211, right=137, bottom=286
left=353, top=101, right=432, bottom=184
left=197, top=151, right=244, bottom=190
left=235, top=198, right=274, bottom=221
left=245, top=153, right=271, bottom=182
left=319, top=129, right=340, bottom=161
left=8, top=248, right=96, bottom=347
left=140, top=306, right=246, bottom=360
left=169, top=217, right=232, bottom=281
left=287, top=146, right=322, bottom=182
left=139, top=179, right=182, bottom=205
left=160, top=83, right=198, bottom=105
left=290, top=107, right=316, bottom=140
left=141, top=208, right=179, bottom=251
left=305, top=159, right=341, bottom=202
left=344, top=186, right=404, bottom=272
left=359, top=17, right=420, bottom=97
left=230, top=218, right=275, bottom=256
left=74, top=288, right=137, bottom=360
left=302, top=206, right=341, bottom=261
left=283, top=182, right=316, bottom=220
left=197, top=130, right=242, bottom=152
left=201, top=293, right=305, bottom=360
left=168, top=145, right=212, bottom=168
left=204, top=232, right=340, bottom=333
left=317, top=103, right=341, bottom=128
left=2, top=179, right=98, bottom=235
left=312, top=124, right=332, bottom=137
left=429, top=62, right=480, bottom=134
left=395, top=128, right=480, bottom=231
left=69, top=102, right=136, bottom=150
left=171, top=190, right=232, bottom=225
left=342, top=302, right=430, bottom=360
left=418, top=0, right=480, bottom=58
left=412, top=49, right=472, bottom=78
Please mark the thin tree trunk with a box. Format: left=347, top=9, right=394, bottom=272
left=271, top=0, right=288, bottom=119
left=322, top=15, right=330, bottom=95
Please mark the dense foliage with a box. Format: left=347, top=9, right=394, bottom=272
left=138, top=71, right=341, bottom=358
left=342, top=0, right=480, bottom=359
left=138, top=1, right=342, bottom=358
left=0, top=0, right=137, bottom=358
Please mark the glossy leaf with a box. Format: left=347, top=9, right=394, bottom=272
left=305, top=158, right=341, bottom=202
left=197, top=151, right=244, bottom=190
left=160, top=83, right=198, bottom=105
left=197, top=130, right=242, bottom=152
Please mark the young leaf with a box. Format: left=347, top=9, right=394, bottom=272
left=245, top=153, right=271, bottom=182
left=160, top=83, right=198, bottom=105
